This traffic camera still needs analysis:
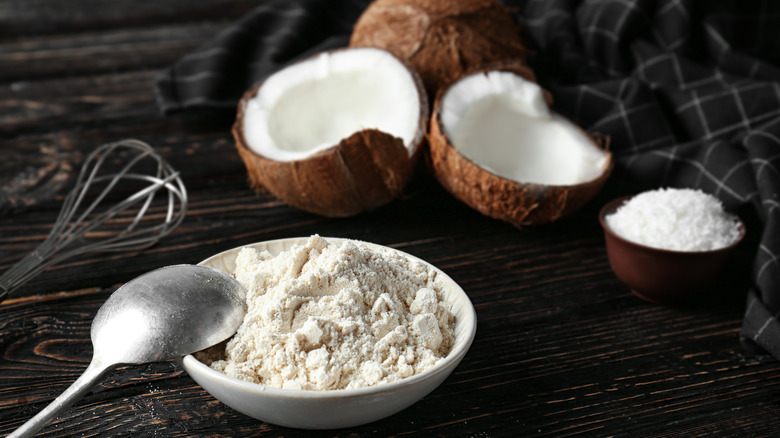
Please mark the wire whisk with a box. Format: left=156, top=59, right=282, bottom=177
left=0, top=139, right=187, bottom=302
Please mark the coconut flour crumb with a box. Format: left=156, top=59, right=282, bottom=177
left=605, top=188, right=741, bottom=252
left=197, top=235, right=455, bottom=390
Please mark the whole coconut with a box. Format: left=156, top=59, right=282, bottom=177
left=350, top=0, right=528, bottom=97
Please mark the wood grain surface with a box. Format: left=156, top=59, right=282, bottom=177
left=1, top=1, right=778, bottom=437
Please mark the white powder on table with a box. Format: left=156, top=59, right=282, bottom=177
left=605, top=188, right=741, bottom=251
left=197, top=235, right=455, bottom=391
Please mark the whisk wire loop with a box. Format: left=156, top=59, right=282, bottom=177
left=0, top=139, right=187, bottom=302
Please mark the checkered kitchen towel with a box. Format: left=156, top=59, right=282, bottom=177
left=154, top=0, right=780, bottom=358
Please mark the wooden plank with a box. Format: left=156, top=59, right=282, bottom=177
left=0, top=23, right=228, bottom=81
left=0, top=0, right=258, bottom=36
left=0, top=71, right=159, bottom=134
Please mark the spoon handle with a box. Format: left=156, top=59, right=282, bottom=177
left=9, top=357, right=114, bottom=438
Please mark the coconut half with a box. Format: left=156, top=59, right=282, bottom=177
left=428, top=65, right=613, bottom=227
left=233, top=47, right=428, bottom=217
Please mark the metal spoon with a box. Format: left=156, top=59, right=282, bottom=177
left=10, top=264, right=247, bottom=438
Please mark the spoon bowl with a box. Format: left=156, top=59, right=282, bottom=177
left=91, top=265, right=246, bottom=363
left=10, top=264, right=246, bottom=438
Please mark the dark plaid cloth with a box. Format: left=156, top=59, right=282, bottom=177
left=154, top=0, right=780, bottom=358
left=519, top=0, right=780, bottom=358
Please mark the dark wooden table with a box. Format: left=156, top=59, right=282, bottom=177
left=1, top=1, right=779, bottom=437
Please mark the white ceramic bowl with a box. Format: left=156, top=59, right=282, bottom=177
left=181, top=237, right=477, bottom=429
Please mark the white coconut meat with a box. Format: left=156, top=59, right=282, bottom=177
left=242, top=48, right=422, bottom=162
left=440, top=71, right=609, bottom=186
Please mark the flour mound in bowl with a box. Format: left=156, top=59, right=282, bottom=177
left=197, top=235, right=455, bottom=390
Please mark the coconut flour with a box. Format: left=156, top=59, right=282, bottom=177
left=605, top=188, right=741, bottom=251
left=197, top=235, right=455, bottom=390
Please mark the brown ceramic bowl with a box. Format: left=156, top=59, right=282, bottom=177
left=599, top=195, right=746, bottom=304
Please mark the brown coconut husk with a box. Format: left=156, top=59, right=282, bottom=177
left=350, top=0, right=529, bottom=98
left=233, top=51, right=429, bottom=217
left=427, top=64, right=613, bottom=227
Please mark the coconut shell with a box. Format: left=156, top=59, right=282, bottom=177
left=233, top=68, right=428, bottom=217
left=427, top=67, right=613, bottom=228
left=349, top=0, right=528, bottom=97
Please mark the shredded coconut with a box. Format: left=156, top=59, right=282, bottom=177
left=605, top=188, right=741, bottom=252
left=197, top=235, right=455, bottom=390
